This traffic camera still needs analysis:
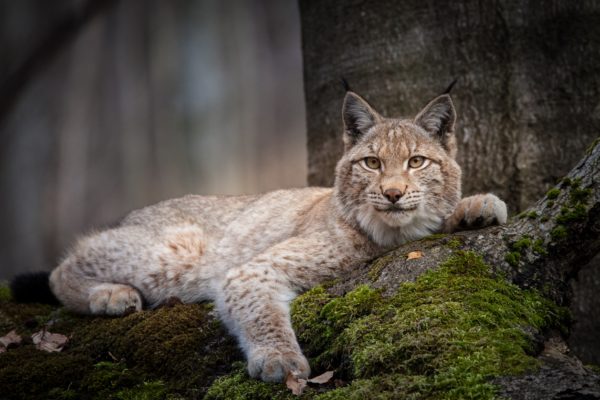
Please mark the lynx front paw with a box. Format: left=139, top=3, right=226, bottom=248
left=247, top=347, right=310, bottom=383
left=445, top=193, right=507, bottom=232
left=88, top=283, right=142, bottom=315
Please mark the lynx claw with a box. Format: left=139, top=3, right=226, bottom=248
left=247, top=347, right=310, bottom=383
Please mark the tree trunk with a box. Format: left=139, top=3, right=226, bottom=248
left=300, top=0, right=600, bottom=212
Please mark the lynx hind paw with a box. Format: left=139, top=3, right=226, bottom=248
left=88, top=283, right=143, bottom=315
left=452, top=193, right=507, bottom=230
left=248, top=347, right=310, bottom=383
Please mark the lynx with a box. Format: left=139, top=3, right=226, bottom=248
left=21, top=88, right=507, bottom=383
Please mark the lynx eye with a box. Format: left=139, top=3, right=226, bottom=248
left=408, top=156, right=426, bottom=169
left=363, top=157, right=381, bottom=170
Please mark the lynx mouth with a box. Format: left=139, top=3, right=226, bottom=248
left=376, top=205, right=418, bottom=213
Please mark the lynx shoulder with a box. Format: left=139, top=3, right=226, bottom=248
left=15, top=88, right=507, bottom=383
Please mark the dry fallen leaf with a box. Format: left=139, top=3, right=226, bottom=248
left=308, top=370, right=334, bottom=384
left=285, top=372, right=307, bottom=396
left=407, top=250, right=423, bottom=260
left=32, top=330, right=68, bottom=353
left=0, top=330, right=22, bottom=351
left=286, top=370, right=335, bottom=395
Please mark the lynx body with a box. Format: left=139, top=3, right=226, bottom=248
left=48, top=90, right=507, bottom=382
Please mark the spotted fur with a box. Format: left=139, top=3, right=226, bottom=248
left=48, top=89, right=507, bottom=382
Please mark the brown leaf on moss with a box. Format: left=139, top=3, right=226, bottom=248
left=407, top=251, right=423, bottom=260
left=0, top=330, right=22, bottom=352
left=32, top=330, right=68, bottom=353
left=308, top=370, right=334, bottom=384
left=285, top=372, right=307, bottom=395
left=286, top=370, right=335, bottom=395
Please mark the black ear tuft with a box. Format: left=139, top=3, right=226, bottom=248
left=342, top=92, right=381, bottom=146
left=10, top=271, right=60, bottom=305
left=340, top=77, right=351, bottom=92
left=443, top=78, right=458, bottom=94
left=414, top=94, right=457, bottom=139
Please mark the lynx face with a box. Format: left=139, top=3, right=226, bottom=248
left=334, top=92, right=462, bottom=247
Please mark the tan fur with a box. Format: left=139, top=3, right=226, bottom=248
left=48, top=90, right=507, bottom=382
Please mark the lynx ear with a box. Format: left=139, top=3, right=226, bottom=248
left=342, top=92, right=381, bottom=147
left=414, top=94, right=456, bottom=140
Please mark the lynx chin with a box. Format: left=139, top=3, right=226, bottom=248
left=18, top=88, right=507, bottom=383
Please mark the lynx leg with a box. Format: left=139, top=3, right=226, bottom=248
left=48, top=226, right=156, bottom=315
left=49, top=261, right=143, bottom=315
left=215, top=264, right=310, bottom=382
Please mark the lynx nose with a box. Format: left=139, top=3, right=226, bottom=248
left=383, top=188, right=403, bottom=204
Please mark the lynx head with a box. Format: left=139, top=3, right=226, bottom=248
left=334, top=90, right=462, bottom=247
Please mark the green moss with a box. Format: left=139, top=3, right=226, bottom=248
left=0, top=346, right=92, bottom=400
left=421, top=233, right=448, bottom=241
left=526, top=211, right=537, bottom=219
left=291, top=286, right=335, bottom=359
left=77, top=361, right=157, bottom=400
left=561, top=177, right=572, bottom=188
left=504, top=252, right=521, bottom=267
left=549, top=177, right=592, bottom=243
left=532, top=239, right=548, bottom=256
left=421, top=235, right=462, bottom=249
left=546, top=188, right=560, bottom=200
left=511, top=237, right=532, bottom=252
left=585, top=136, right=600, bottom=155
left=556, top=204, right=587, bottom=225
left=204, top=364, right=303, bottom=400
left=0, top=302, right=241, bottom=399
left=546, top=201, right=555, bottom=208
left=0, top=301, right=54, bottom=334
left=540, top=215, right=549, bottom=222
left=570, top=186, right=593, bottom=204
left=367, top=252, right=395, bottom=281
left=446, top=238, right=463, bottom=249
left=586, top=364, right=600, bottom=374
left=115, top=381, right=167, bottom=400
left=74, top=303, right=241, bottom=396
left=288, top=251, right=564, bottom=399
left=504, top=236, right=535, bottom=267
left=0, top=283, right=11, bottom=302
left=292, top=285, right=382, bottom=371
left=551, top=225, right=568, bottom=241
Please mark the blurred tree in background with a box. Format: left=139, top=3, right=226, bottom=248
left=0, top=0, right=306, bottom=280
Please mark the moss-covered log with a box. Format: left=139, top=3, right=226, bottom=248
left=2, top=145, right=600, bottom=398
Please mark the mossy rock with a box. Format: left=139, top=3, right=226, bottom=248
left=0, top=296, right=241, bottom=400
left=0, top=251, right=565, bottom=399
left=289, top=251, right=564, bottom=399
